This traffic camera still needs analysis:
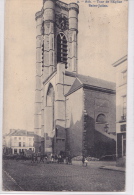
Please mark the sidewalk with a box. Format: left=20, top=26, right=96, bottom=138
left=72, top=160, right=116, bottom=167
left=72, top=160, right=125, bottom=172
left=99, top=165, right=125, bottom=172
left=2, top=170, right=24, bottom=191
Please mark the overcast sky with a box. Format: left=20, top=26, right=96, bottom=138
left=3, top=0, right=128, bottom=134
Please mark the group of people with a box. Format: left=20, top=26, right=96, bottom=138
left=30, top=153, right=72, bottom=165
left=31, top=153, right=45, bottom=163
left=15, top=152, right=88, bottom=167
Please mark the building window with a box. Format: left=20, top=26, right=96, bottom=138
left=52, top=52, right=53, bottom=64
left=57, top=33, right=68, bottom=67
left=96, top=114, right=106, bottom=124
left=122, top=70, right=127, bottom=84
left=56, top=128, right=58, bottom=137
left=122, top=133, right=126, bottom=156
left=52, top=37, right=54, bottom=49
left=122, top=96, right=126, bottom=118
left=117, top=133, right=126, bottom=157
left=23, top=142, right=25, bottom=147
left=19, top=137, right=21, bottom=140
left=14, top=149, right=17, bottom=154
left=19, top=142, right=21, bottom=147
left=19, top=149, right=21, bottom=153
left=120, top=124, right=126, bottom=132
left=22, top=149, right=24, bottom=154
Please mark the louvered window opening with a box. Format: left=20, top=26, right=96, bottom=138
left=57, top=33, right=68, bottom=67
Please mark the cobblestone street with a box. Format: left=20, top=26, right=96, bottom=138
left=3, top=160, right=125, bottom=192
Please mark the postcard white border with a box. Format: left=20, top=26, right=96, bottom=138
left=0, top=0, right=134, bottom=194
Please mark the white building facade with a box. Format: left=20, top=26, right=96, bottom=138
left=5, top=129, right=35, bottom=154
left=112, top=55, right=127, bottom=165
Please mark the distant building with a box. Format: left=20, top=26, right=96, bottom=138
left=5, top=129, right=35, bottom=154
left=2, top=135, right=7, bottom=154
left=112, top=55, right=127, bottom=165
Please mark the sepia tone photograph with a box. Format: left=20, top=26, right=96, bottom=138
left=2, top=0, right=128, bottom=192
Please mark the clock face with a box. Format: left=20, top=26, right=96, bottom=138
left=56, top=14, right=69, bottom=31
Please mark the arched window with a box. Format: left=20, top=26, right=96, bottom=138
left=46, top=83, right=55, bottom=129
left=46, top=83, right=54, bottom=106
left=57, top=33, right=68, bottom=66
left=96, top=114, right=106, bottom=124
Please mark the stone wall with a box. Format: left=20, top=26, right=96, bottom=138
left=65, top=88, right=83, bottom=157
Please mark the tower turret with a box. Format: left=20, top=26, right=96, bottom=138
left=43, top=0, right=55, bottom=78
left=69, top=3, right=79, bottom=30
left=34, top=9, right=44, bottom=152
left=68, top=3, right=79, bottom=73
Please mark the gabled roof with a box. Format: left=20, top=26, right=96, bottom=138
left=7, top=129, right=34, bottom=137
left=65, top=73, right=116, bottom=96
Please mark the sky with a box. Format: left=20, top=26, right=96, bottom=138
left=3, top=0, right=128, bottom=134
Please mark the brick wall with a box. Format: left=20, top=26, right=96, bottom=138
left=84, top=88, right=116, bottom=158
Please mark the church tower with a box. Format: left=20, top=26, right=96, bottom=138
left=34, top=0, right=79, bottom=154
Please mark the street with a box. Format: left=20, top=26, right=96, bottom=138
left=3, top=160, right=125, bottom=192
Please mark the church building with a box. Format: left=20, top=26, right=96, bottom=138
left=34, top=0, right=116, bottom=158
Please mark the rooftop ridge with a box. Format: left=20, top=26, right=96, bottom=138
left=112, top=55, right=127, bottom=67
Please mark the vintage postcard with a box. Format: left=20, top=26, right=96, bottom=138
left=2, top=0, right=130, bottom=192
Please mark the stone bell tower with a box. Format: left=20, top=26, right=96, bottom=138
left=34, top=0, right=79, bottom=153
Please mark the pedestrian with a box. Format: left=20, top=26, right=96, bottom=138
left=40, top=154, right=44, bottom=163
left=51, top=153, right=54, bottom=163
left=68, top=155, right=72, bottom=165
left=35, top=153, right=38, bottom=163
left=58, top=154, right=61, bottom=164
left=82, top=156, right=85, bottom=166
left=43, top=155, right=47, bottom=163
left=85, top=158, right=88, bottom=167
left=66, top=156, right=68, bottom=164
left=37, top=152, right=40, bottom=163
left=54, top=154, right=58, bottom=163
left=31, top=153, right=34, bottom=163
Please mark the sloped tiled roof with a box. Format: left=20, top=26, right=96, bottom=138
left=27, top=131, right=35, bottom=136
left=65, top=72, right=116, bottom=96
left=77, top=74, right=115, bottom=89
left=7, top=129, right=34, bottom=137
